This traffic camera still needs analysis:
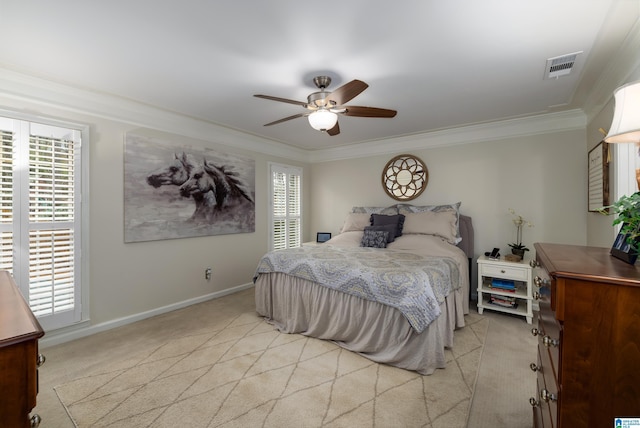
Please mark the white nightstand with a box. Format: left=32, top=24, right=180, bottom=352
left=477, top=255, right=534, bottom=323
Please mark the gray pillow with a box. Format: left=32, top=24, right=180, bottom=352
left=364, top=225, right=396, bottom=243
left=360, top=230, right=389, bottom=248
left=370, top=213, right=405, bottom=238
left=352, top=205, right=398, bottom=215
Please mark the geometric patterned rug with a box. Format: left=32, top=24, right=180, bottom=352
left=55, top=311, right=488, bottom=428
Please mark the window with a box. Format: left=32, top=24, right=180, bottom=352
left=613, top=142, right=639, bottom=200
left=269, top=163, right=301, bottom=250
left=0, top=114, right=86, bottom=331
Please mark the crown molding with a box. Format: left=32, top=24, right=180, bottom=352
left=1, top=67, right=587, bottom=165
left=308, top=109, right=586, bottom=163
left=0, top=68, right=309, bottom=163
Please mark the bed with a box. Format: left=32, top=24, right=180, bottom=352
left=254, top=203, right=474, bottom=375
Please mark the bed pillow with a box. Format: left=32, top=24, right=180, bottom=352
left=370, top=213, right=405, bottom=238
left=396, top=202, right=462, bottom=244
left=340, top=212, right=371, bottom=233
left=360, top=229, right=389, bottom=248
left=402, top=210, right=459, bottom=244
left=364, top=224, right=397, bottom=243
left=352, top=205, right=398, bottom=215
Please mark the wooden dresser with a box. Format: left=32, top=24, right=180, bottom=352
left=531, top=243, right=640, bottom=428
left=0, top=271, right=45, bottom=428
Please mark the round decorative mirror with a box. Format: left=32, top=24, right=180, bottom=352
left=381, top=154, right=428, bottom=201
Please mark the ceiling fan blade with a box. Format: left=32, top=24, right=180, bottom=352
left=327, top=80, right=368, bottom=105
left=342, top=106, right=397, bottom=118
left=254, top=94, right=307, bottom=107
left=326, top=121, right=340, bottom=136
left=263, top=113, right=306, bottom=126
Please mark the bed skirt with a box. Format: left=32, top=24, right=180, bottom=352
left=254, top=272, right=466, bottom=375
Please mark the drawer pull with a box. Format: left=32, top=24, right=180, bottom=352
left=542, top=335, right=559, bottom=348
left=529, top=260, right=539, bottom=268
left=533, top=291, right=541, bottom=300
left=534, top=276, right=550, bottom=287
left=37, top=353, right=46, bottom=367
left=500, top=269, right=506, bottom=274
left=540, top=388, right=557, bottom=402
left=531, top=328, right=540, bottom=337
left=529, top=397, right=540, bottom=407
left=30, top=414, right=41, bottom=428
left=529, top=362, right=540, bottom=372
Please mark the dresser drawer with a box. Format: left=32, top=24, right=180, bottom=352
left=479, top=263, right=529, bottom=281
left=537, top=298, right=561, bottom=383
left=538, top=345, right=559, bottom=427
left=532, top=377, right=545, bottom=428
left=0, top=271, right=44, bottom=428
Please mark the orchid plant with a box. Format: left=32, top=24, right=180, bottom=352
left=508, top=208, right=534, bottom=253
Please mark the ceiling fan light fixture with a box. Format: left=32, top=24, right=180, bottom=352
left=308, top=110, right=338, bottom=131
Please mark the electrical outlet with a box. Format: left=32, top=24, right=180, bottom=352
left=205, top=267, right=212, bottom=280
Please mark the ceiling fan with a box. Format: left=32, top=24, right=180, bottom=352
left=254, top=76, right=397, bottom=136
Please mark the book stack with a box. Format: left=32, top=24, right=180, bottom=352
left=488, top=278, right=518, bottom=308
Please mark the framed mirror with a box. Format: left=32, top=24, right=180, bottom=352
left=381, top=154, right=428, bottom=201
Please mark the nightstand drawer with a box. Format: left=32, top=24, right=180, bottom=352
left=480, top=264, right=529, bottom=280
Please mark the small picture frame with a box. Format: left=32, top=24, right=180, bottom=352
left=316, top=232, right=331, bottom=243
left=611, top=223, right=638, bottom=264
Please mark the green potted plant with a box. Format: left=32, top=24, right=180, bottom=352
left=508, top=208, right=534, bottom=258
left=602, top=191, right=640, bottom=257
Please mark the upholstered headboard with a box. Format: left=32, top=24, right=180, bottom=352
left=457, top=214, right=474, bottom=259
left=350, top=204, right=474, bottom=259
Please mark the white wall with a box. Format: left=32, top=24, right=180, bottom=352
left=0, top=92, right=310, bottom=340
left=585, top=43, right=640, bottom=247
left=309, top=129, right=588, bottom=262
left=1, top=54, right=632, bottom=345
left=586, top=99, right=618, bottom=248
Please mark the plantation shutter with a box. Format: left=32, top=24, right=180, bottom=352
left=0, top=127, right=14, bottom=271
left=0, top=116, right=83, bottom=331
left=270, top=164, right=301, bottom=250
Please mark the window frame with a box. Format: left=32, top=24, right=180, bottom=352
left=613, top=142, right=638, bottom=202
left=0, top=109, right=90, bottom=331
left=268, top=162, right=302, bottom=251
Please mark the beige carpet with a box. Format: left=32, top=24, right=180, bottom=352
left=54, top=307, right=488, bottom=428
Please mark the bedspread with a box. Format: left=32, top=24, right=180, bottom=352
left=253, top=245, right=461, bottom=333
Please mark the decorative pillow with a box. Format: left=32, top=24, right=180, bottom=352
left=402, top=210, right=459, bottom=244
left=364, top=224, right=397, bottom=243
left=360, top=229, right=389, bottom=248
left=396, top=202, right=462, bottom=244
left=340, top=212, right=371, bottom=233
left=352, top=205, right=398, bottom=215
left=370, top=213, right=406, bottom=238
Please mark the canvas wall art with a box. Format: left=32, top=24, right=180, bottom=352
left=124, top=133, right=255, bottom=243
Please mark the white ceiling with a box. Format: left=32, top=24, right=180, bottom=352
left=1, top=1, right=638, bottom=151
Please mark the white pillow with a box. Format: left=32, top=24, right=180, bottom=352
left=402, top=210, right=458, bottom=244
left=340, top=212, right=371, bottom=233
left=397, top=202, right=462, bottom=244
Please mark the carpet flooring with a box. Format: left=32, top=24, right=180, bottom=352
left=35, top=288, right=536, bottom=427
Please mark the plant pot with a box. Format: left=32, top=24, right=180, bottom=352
left=511, top=248, right=525, bottom=258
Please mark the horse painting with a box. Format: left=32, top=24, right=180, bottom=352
left=146, top=152, right=217, bottom=221
left=124, top=132, right=255, bottom=242
left=179, top=159, right=255, bottom=222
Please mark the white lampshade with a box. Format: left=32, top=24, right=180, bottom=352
left=308, top=110, right=338, bottom=131
left=605, top=80, right=640, bottom=143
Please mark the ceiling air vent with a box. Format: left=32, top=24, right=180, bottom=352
left=544, top=51, right=583, bottom=79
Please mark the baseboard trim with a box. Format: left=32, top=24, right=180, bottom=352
left=40, top=283, right=254, bottom=348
